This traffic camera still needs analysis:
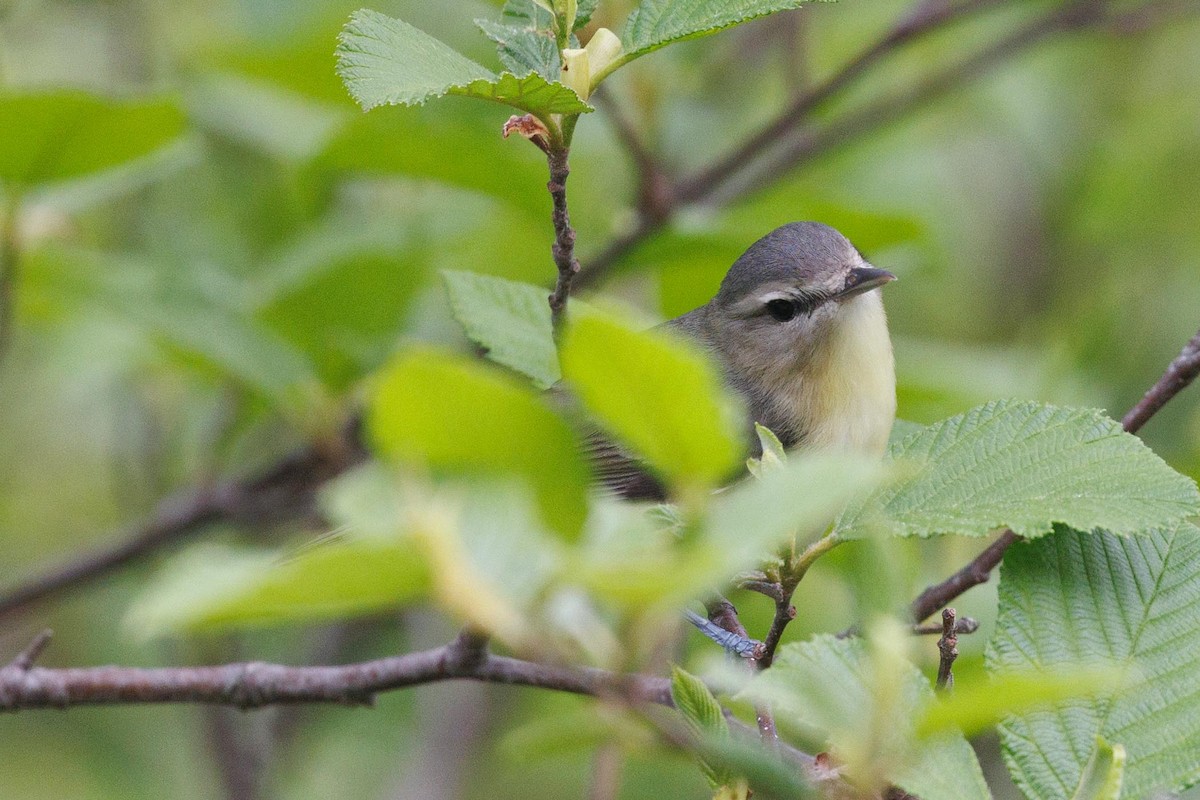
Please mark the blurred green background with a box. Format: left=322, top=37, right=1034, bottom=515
left=1, top=0, right=1198, bottom=797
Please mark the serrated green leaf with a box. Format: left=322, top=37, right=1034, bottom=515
left=836, top=400, right=1200, bottom=539
left=0, top=91, right=185, bottom=190
left=988, top=524, right=1200, bottom=800
left=337, top=9, right=592, bottom=116
left=740, top=634, right=990, bottom=800
left=442, top=270, right=559, bottom=389
left=368, top=347, right=588, bottom=538
left=610, top=0, right=812, bottom=76
left=559, top=309, right=744, bottom=492
left=125, top=538, right=430, bottom=636
left=476, top=18, right=561, bottom=80
left=1071, top=737, right=1126, bottom=800
left=671, top=666, right=729, bottom=738
left=671, top=666, right=733, bottom=788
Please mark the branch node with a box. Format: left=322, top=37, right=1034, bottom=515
left=936, top=608, right=958, bottom=692
left=502, top=114, right=551, bottom=154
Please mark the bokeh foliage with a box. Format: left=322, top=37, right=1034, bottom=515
left=1, top=1, right=1199, bottom=799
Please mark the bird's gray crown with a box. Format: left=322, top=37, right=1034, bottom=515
left=716, top=222, right=858, bottom=305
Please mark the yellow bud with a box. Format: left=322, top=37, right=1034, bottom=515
left=584, top=27, right=623, bottom=85
left=560, top=47, right=591, bottom=101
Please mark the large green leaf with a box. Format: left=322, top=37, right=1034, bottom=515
left=337, top=9, right=591, bottom=116
left=611, top=0, right=813, bottom=74
left=0, top=91, right=185, bottom=190
left=368, top=347, right=588, bottom=538
left=125, top=538, right=431, bottom=636
left=835, top=400, right=1200, bottom=539
left=988, top=524, right=1200, bottom=800
left=558, top=309, right=744, bottom=492
left=740, top=633, right=990, bottom=800
left=442, top=270, right=559, bottom=389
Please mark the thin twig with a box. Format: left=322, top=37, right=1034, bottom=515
left=912, top=616, right=978, bottom=636
left=1122, top=327, right=1200, bottom=434
left=676, top=0, right=1011, bottom=205
left=704, top=597, right=778, bottom=744
left=7, top=629, right=52, bottom=671
left=935, top=608, right=958, bottom=691
left=911, top=320, right=1200, bottom=623
left=0, top=641, right=672, bottom=712
left=546, top=145, right=582, bottom=327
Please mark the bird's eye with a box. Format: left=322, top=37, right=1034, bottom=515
left=766, top=298, right=797, bottom=322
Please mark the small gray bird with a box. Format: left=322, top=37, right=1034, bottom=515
left=592, top=221, right=897, bottom=499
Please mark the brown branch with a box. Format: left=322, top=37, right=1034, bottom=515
left=935, top=608, right=958, bottom=691
left=911, top=322, right=1200, bottom=623
left=547, top=145, right=582, bottom=326
left=0, top=637, right=671, bottom=713
left=705, top=597, right=778, bottom=744
left=0, top=440, right=358, bottom=619
left=676, top=0, right=1011, bottom=206
left=1122, top=327, right=1200, bottom=435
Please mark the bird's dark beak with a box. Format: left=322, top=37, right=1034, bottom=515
left=838, top=266, right=896, bottom=300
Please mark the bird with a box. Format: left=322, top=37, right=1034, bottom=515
left=589, top=221, right=897, bottom=500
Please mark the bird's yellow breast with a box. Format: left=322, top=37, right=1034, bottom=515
left=774, top=292, right=896, bottom=457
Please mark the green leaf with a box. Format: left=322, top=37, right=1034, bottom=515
left=368, top=347, right=588, bottom=538
left=1071, top=738, right=1126, bottom=800
left=337, top=9, right=592, bottom=116
left=706, top=453, right=883, bottom=567
left=836, top=400, right=1200, bottom=539
left=0, top=91, right=185, bottom=190
left=442, top=270, right=559, bottom=389
left=559, top=309, right=744, bottom=492
left=671, top=666, right=729, bottom=739
left=125, top=538, right=431, bottom=636
left=740, top=634, right=990, bottom=800
left=312, top=103, right=549, bottom=216
left=476, top=19, right=561, bottom=80
left=988, top=524, right=1200, bottom=800
left=612, top=0, right=813, bottom=73
left=574, top=0, right=599, bottom=30
left=671, top=665, right=733, bottom=788
left=746, top=422, right=786, bottom=477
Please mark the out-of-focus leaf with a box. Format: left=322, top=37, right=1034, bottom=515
left=256, top=225, right=428, bottom=390
left=0, top=91, right=185, bottom=189
left=559, top=309, right=743, bottom=492
left=337, top=10, right=592, bottom=116
left=1071, top=738, right=1126, bottom=800
left=368, top=347, right=588, bottom=538
left=740, top=633, right=990, bottom=800
left=915, top=669, right=1121, bottom=740
left=125, top=538, right=430, bottom=636
left=989, top=524, right=1200, bottom=800
left=706, top=453, right=882, bottom=565
left=311, top=103, right=548, bottom=215
left=611, top=0, right=814, bottom=75
left=836, top=400, right=1200, bottom=539
left=442, top=270, right=559, bottom=388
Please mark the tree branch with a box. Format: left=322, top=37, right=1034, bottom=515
left=0, top=440, right=358, bottom=619
left=0, top=636, right=670, bottom=712
left=935, top=608, right=958, bottom=691
left=547, top=144, right=582, bottom=327
left=910, top=322, right=1200, bottom=623
left=575, top=0, right=1186, bottom=290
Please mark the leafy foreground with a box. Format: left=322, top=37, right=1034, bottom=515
left=990, top=524, right=1200, bottom=800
